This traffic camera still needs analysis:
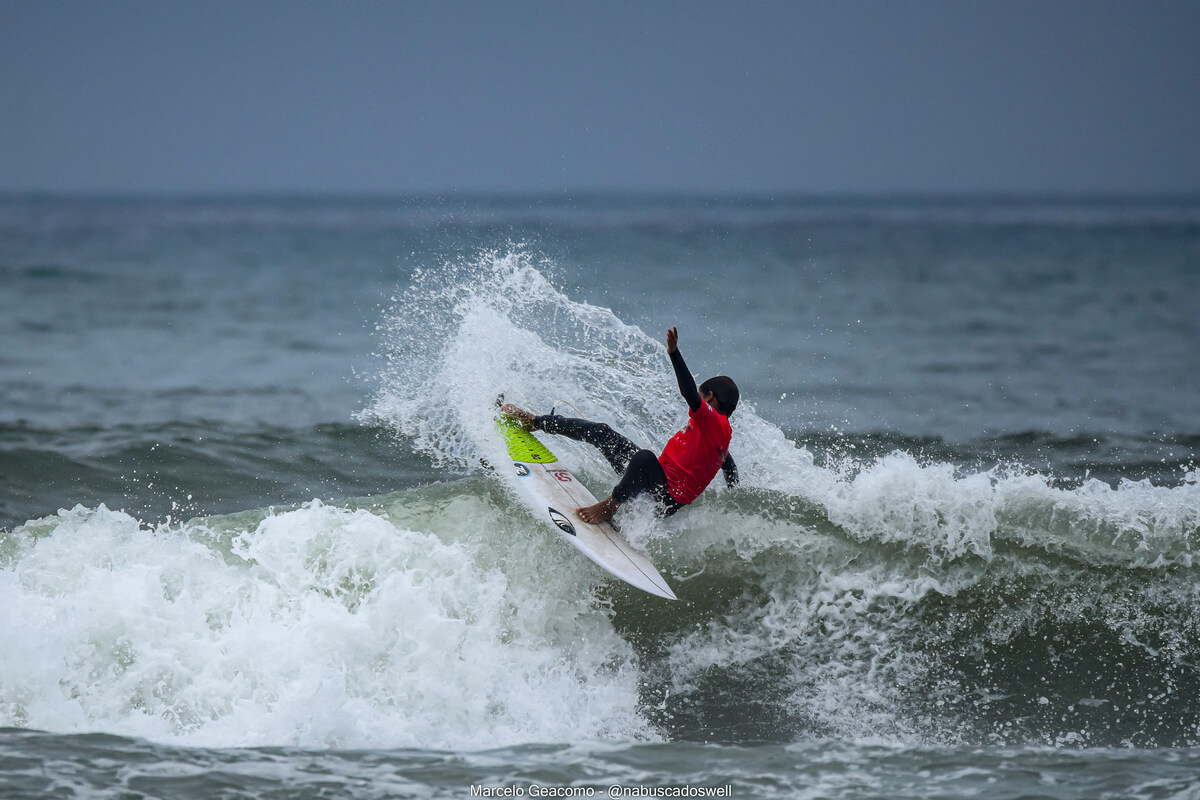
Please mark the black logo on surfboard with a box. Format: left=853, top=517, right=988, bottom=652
left=548, top=507, right=576, bottom=536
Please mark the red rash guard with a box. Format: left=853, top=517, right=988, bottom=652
left=658, top=400, right=732, bottom=505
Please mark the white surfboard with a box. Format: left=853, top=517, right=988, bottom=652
left=496, top=416, right=677, bottom=600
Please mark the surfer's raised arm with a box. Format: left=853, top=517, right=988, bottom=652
left=666, top=326, right=702, bottom=412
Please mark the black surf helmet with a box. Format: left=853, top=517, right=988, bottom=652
left=699, top=376, right=739, bottom=416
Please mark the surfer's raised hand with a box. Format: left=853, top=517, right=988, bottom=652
left=666, top=326, right=678, bottom=354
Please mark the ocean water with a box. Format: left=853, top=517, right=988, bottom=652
left=1, top=194, right=1198, bottom=798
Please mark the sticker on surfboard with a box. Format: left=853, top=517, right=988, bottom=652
left=548, top=507, right=576, bottom=536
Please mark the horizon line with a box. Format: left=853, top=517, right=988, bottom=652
left=3, top=189, right=1200, bottom=203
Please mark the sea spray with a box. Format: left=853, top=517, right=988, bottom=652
left=362, top=248, right=695, bottom=475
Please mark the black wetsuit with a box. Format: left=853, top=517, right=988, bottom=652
left=533, top=348, right=737, bottom=516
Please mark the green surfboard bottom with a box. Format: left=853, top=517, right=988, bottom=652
left=496, top=417, right=558, bottom=464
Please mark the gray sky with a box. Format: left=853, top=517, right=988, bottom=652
left=2, top=0, right=1198, bottom=195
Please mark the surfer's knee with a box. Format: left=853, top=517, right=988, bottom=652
left=626, top=448, right=659, bottom=470
left=613, top=449, right=665, bottom=503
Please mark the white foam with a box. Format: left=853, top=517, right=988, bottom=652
left=0, top=499, right=655, bottom=749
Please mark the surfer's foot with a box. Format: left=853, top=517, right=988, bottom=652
left=500, top=404, right=537, bottom=431
left=577, top=496, right=619, bottom=524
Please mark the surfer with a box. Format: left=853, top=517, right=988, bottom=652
left=502, top=326, right=737, bottom=523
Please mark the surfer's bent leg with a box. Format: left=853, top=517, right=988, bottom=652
left=534, top=415, right=640, bottom=474
left=612, top=450, right=683, bottom=515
